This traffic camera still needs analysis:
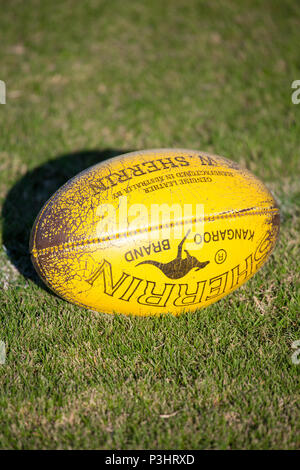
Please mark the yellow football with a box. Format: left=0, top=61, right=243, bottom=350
left=30, top=149, right=280, bottom=316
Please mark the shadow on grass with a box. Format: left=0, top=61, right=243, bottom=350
left=2, top=148, right=131, bottom=290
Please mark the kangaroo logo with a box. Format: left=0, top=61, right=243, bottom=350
left=136, top=230, right=209, bottom=279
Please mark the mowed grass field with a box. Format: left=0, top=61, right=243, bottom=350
left=0, top=0, right=299, bottom=450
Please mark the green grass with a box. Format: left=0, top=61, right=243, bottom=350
left=0, top=0, right=299, bottom=449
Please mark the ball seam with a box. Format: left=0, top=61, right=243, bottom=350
left=31, top=206, right=279, bottom=256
